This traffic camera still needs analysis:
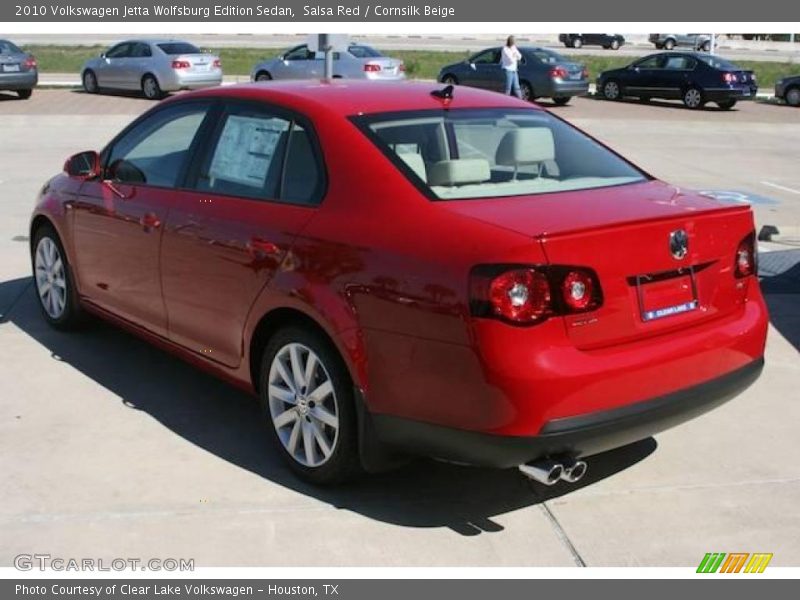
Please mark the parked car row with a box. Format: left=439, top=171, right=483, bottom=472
left=2, top=37, right=798, bottom=110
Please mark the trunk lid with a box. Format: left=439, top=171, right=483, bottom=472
left=443, top=180, right=755, bottom=349
left=178, top=54, right=218, bottom=73
left=363, top=57, right=404, bottom=78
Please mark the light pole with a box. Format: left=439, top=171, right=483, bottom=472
left=319, top=34, right=334, bottom=79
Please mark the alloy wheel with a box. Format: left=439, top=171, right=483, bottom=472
left=684, top=88, right=703, bottom=109
left=603, top=81, right=620, bottom=100
left=83, top=71, right=97, bottom=93
left=34, top=237, right=67, bottom=319
left=267, top=343, right=339, bottom=468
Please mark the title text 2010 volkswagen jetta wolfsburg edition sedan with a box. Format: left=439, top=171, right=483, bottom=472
left=30, top=81, right=767, bottom=485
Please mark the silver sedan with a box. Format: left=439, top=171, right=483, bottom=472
left=0, top=39, right=37, bottom=99
left=81, top=39, right=222, bottom=100
left=250, top=43, right=405, bottom=82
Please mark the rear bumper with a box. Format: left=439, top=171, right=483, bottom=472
left=373, top=356, right=764, bottom=468
left=548, top=80, right=590, bottom=97
left=0, top=70, right=37, bottom=90
left=163, top=70, right=223, bottom=91
left=703, top=86, right=758, bottom=101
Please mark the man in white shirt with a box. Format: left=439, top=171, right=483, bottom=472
left=501, top=36, right=523, bottom=98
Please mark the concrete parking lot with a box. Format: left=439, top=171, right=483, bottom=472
left=0, top=89, right=798, bottom=567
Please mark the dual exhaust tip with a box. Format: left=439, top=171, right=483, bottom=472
left=518, top=457, right=588, bottom=486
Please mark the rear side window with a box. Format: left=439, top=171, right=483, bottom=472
left=193, top=106, right=324, bottom=205
left=106, top=103, right=212, bottom=187
left=157, top=42, right=202, bottom=55
left=664, top=56, right=695, bottom=70
left=131, top=43, right=152, bottom=58
left=198, top=114, right=291, bottom=199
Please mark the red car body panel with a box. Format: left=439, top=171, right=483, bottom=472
left=30, top=81, right=768, bottom=468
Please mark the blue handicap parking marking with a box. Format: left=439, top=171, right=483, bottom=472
left=699, top=190, right=781, bottom=206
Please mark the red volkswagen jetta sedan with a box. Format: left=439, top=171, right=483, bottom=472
left=30, top=81, right=767, bottom=485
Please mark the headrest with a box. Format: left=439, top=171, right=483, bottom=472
left=496, top=128, right=555, bottom=166
left=397, top=152, right=427, bottom=181
left=428, top=159, right=491, bottom=187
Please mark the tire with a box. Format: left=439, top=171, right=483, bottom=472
left=82, top=70, right=98, bottom=94
left=572, top=38, right=583, bottom=49
left=16, top=89, right=32, bottom=99
left=255, top=70, right=272, bottom=82
left=682, top=86, right=705, bottom=109
left=259, top=326, right=361, bottom=485
left=717, top=99, right=737, bottom=110
left=552, top=96, right=571, bottom=106
left=141, top=74, right=164, bottom=100
left=441, top=73, right=458, bottom=85
left=610, top=39, right=621, bottom=50
left=664, top=39, right=676, bottom=50
left=785, top=86, right=800, bottom=107
left=520, top=80, right=534, bottom=102
left=31, top=224, right=83, bottom=329
left=602, top=79, right=622, bottom=101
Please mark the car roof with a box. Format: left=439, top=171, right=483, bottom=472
left=179, top=80, right=543, bottom=117
left=113, top=39, right=193, bottom=45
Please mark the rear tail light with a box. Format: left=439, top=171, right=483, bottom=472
left=470, top=265, right=603, bottom=325
left=549, top=66, right=568, bottom=80
left=561, top=270, right=596, bottom=311
left=722, top=72, right=737, bottom=83
left=23, top=56, right=37, bottom=69
left=581, top=67, right=589, bottom=79
left=398, top=63, right=406, bottom=72
left=364, top=63, right=382, bottom=72
left=734, top=234, right=757, bottom=278
left=171, top=60, right=191, bottom=69
left=212, top=58, right=221, bottom=68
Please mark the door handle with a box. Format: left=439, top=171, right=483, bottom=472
left=247, top=237, right=280, bottom=258
left=140, top=213, right=161, bottom=232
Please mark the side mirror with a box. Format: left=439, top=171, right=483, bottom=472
left=64, top=151, right=101, bottom=180
left=100, top=52, right=106, bottom=58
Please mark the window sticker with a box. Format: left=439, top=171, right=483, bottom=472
left=208, top=115, right=289, bottom=188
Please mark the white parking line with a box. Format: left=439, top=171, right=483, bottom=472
left=761, top=181, right=800, bottom=195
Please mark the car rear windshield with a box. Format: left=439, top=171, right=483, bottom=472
left=0, top=40, right=23, bottom=55
left=356, top=108, right=647, bottom=200
left=348, top=45, right=383, bottom=58
left=696, top=55, right=741, bottom=71
left=157, top=42, right=202, bottom=55
left=525, top=48, right=567, bottom=64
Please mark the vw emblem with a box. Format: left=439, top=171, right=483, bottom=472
left=669, top=229, right=689, bottom=260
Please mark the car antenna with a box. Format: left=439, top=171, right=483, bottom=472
left=431, top=85, right=454, bottom=102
